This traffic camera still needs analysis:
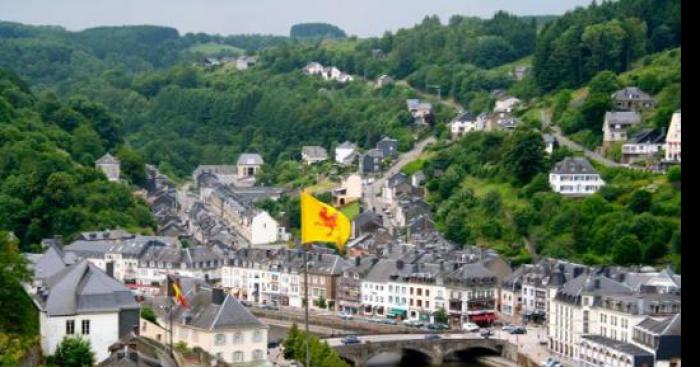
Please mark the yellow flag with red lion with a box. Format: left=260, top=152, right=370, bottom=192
left=300, top=191, right=351, bottom=248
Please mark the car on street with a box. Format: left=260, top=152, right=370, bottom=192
left=383, top=318, right=398, bottom=325
left=342, top=335, right=361, bottom=345
left=510, top=326, right=527, bottom=334
left=424, top=334, right=442, bottom=341
left=462, top=322, right=480, bottom=332
left=240, top=300, right=252, bottom=307
left=501, top=324, right=516, bottom=332
left=338, top=312, right=353, bottom=320
left=480, top=329, right=494, bottom=338
left=262, top=304, right=279, bottom=311
left=403, top=320, right=423, bottom=328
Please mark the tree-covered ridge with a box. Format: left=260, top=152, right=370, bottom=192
left=533, top=0, right=680, bottom=91
left=290, top=23, right=347, bottom=39
left=421, top=129, right=680, bottom=270
left=0, top=69, right=155, bottom=250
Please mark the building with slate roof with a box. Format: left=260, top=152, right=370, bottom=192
left=301, top=145, right=329, bottom=165
left=549, top=157, right=605, bottom=196
left=622, top=128, right=667, bottom=164
left=146, top=279, right=268, bottom=365
left=450, top=111, right=483, bottom=139
left=335, top=141, right=358, bottom=165
left=603, top=111, right=642, bottom=147
left=31, top=259, right=140, bottom=362
left=632, top=313, right=681, bottom=366
left=236, top=153, right=263, bottom=179
left=96, top=153, right=121, bottom=182
left=612, top=87, right=656, bottom=112
left=360, top=148, right=384, bottom=174
left=376, top=137, right=399, bottom=159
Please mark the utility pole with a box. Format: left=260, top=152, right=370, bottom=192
left=303, top=244, right=311, bottom=367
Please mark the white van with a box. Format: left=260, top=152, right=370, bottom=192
left=462, top=322, right=480, bottom=332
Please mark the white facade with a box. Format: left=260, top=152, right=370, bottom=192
left=335, top=144, right=357, bottom=165
left=665, top=112, right=681, bottom=162
left=250, top=211, right=281, bottom=245
left=450, top=115, right=485, bottom=139
left=40, top=310, right=120, bottom=362
left=494, top=97, right=521, bottom=113
left=549, top=173, right=605, bottom=196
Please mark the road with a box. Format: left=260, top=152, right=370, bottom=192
left=324, top=332, right=486, bottom=347
left=540, top=110, right=621, bottom=168
left=363, top=136, right=437, bottom=215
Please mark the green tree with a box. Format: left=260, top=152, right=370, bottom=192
left=628, top=190, right=652, bottom=213
left=140, top=306, right=159, bottom=326
left=52, top=337, right=95, bottom=367
left=314, top=296, right=327, bottom=309
left=588, top=71, right=620, bottom=95
left=612, top=235, right=642, bottom=265
left=666, top=165, right=681, bottom=183
left=433, top=308, right=449, bottom=324
left=502, top=128, right=546, bottom=184
left=117, top=147, right=147, bottom=186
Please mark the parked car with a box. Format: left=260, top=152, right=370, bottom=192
left=263, top=304, right=279, bottom=311
left=501, top=324, right=516, bottom=332
left=510, top=326, right=527, bottom=335
left=383, top=318, right=398, bottom=325
left=403, top=320, right=423, bottom=328
left=480, top=329, right=494, bottom=338
left=240, top=300, right=252, bottom=307
left=462, top=322, right=480, bottom=332
left=424, top=334, right=442, bottom=341
left=338, top=312, right=353, bottom=320
left=342, top=335, right=360, bottom=345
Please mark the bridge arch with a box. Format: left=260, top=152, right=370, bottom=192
left=443, top=343, right=502, bottom=359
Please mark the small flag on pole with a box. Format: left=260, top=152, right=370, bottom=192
left=300, top=191, right=351, bottom=249
left=168, top=276, right=188, bottom=308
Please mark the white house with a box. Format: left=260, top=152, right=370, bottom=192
left=237, top=153, right=264, bottom=179
left=665, top=111, right=681, bottom=162
left=96, top=153, right=120, bottom=182
left=335, top=141, right=358, bottom=165
left=302, top=62, right=324, bottom=75
left=549, top=157, right=605, bottom=196
left=450, top=111, right=483, bottom=139
left=32, top=260, right=140, bottom=362
left=621, top=129, right=666, bottom=164
left=301, top=146, right=329, bottom=165
left=494, top=97, right=521, bottom=113
left=332, top=173, right=363, bottom=206
left=235, top=55, right=258, bottom=70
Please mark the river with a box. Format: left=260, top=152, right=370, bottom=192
left=267, top=326, right=491, bottom=367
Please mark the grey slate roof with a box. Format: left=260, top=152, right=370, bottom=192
left=605, top=111, right=641, bottom=126
left=31, top=245, right=69, bottom=280
left=387, top=172, right=409, bottom=188
left=39, top=260, right=138, bottom=316
left=582, top=335, right=654, bottom=357
left=550, top=157, right=599, bottom=175
left=635, top=313, right=681, bottom=336
left=237, top=153, right=263, bottom=166
left=612, top=87, right=654, bottom=102
left=302, top=146, right=328, bottom=159
left=96, top=153, right=120, bottom=165
left=627, top=128, right=666, bottom=144
left=452, top=111, right=476, bottom=122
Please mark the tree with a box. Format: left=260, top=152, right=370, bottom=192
left=314, top=296, right=327, bottom=309
left=667, top=165, right=681, bottom=183
left=627, top=190, right=652, bottom=213
left=433, top=308, right=449, bottom=324
left=52, top=337, right=95, bottom=367
left=502, top=128, right=546, bottom=184
left=140, top=306, right=159, bottom=326
left=588, top=71, right=620, bottom=95
left=612, top=235, right=642, bottom=265
left=117, top=147, right=147, bottom=186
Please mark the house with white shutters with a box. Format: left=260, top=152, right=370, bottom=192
left=549, top=157, right=605, bottom=196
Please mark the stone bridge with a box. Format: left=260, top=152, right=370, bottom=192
left=330, top=336, right=517, bottom=367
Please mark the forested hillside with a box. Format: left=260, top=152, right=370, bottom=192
left=0, top=69, right=155, bottom=250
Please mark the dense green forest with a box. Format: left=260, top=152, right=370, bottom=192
left=290, top=23, right=347, bottom=39
left=0, top=69, right=156, bottom=249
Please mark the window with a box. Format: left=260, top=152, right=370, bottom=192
left=81, top=320, right=90, bottom=335
left=253, top=349, right=264, bottom=361
left=253, top=330, right=262, bottom=342
left=215, top=333, right=226, bottom=345
left=66, top=320, right=75, bottom=335
left=233, top=351, right=244, bottom=362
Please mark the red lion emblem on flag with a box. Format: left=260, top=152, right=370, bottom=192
left=315, top=207, right=338, bottom=236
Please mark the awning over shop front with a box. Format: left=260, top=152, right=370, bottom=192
left=388, top=308, right=407, bottom=318
left=470, top=313, right=496, bottom=323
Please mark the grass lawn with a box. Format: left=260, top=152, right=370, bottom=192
left=305, top=179, right=337, bottom=193
left=340, top=201, right=360, bottom=220
left=460, top=176, right=527, bottom=209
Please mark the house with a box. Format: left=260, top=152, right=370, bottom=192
left=332, top=173, right=362, bottom=206
left=664, top=111, right=681, bottom=163
left=411, top=171, right=426, bottom=188
left=393, top=195, right=431, bottom=227
left=96, top=153, right=121, bottom=182
left=549, top=157, right=605, bottom=196
left=376, top=74, right=394, bottom=88
left=31, top=259, right=140, bottom=362
left=376, top=136, right=398, bottom=158
left=485, top=111, right=520, bottom=131
left=381, top=173, right=411, bottom=206
left=237, top=153, right=263, bottom=179
left=360, top=149, right=383, bottom=174
left=602, top=111, right=642, bottom=148
left=406, top=99, right=434, bottom=125
left=192, top=165, right=238, bottom=187
left=450, top=111, right=482, bottom=139
left=514, top=66, right=528, bottom=81
left=301, top=146, right=329, bottom=165
left=235, top=55, right=258, bottom=70
left=302, top=62, right=324, bottom=75
left=335, top=141, right=358, bottom=165
left=352, top=211, right=383, bottom=238
left=612, top=87, right=656, bottom=112
left=543, top=134, right=559, bottom=155
left=494, top=97, right=521, bottom=113
left=335, top=72, right=354, bottom=84
left=622, top=128, right=666, bottom=164
left=338, top=256, right=379, bottom=315
left=322, top=66, right=342, bottom=81
left=145, top=280, right=268, bottom=365
left=631, top=313, right=681, bottom=367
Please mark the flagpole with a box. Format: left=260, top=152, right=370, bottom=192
left=303, top=243, right=310, bottom=367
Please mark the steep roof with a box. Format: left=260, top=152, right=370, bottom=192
left=337, top=141, right=357, bottom=150
left=96, top=153, right=120, bottom=165
left=605, top=111, right=641, bottom=125
left=237, top=153, right=263, bottom=166
left=39, top=260, right=138, bottom=316
left=302, top=146, right=328, bottom=159
left=635, top=313, right=681, bottom=336
left=550, top=157, right=599, bottom=175
left=612, top=87, right=654, bottom=102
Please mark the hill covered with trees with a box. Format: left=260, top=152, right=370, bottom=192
left=290, top=22, right=347, bottom=39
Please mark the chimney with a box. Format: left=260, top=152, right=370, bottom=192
left=573, top=267, right=584, bottom=279
left=396, top=260, right=404, bottom=269
left=212, top=288, right=226, bottom=305
left=594, top=278, right=600, bottom=289
left=355, top=257, right=361, bottom=267
left=617, top=273, right=626, bottom=283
